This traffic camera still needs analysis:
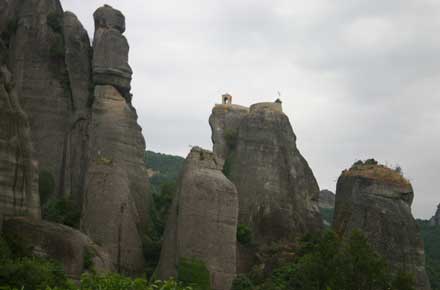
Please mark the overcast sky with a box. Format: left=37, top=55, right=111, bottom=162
left=62, top=0, right=440, bottom=219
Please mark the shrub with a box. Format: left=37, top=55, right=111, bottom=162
left=39, top=170, right=55, bottom=204
left=178, top=258, right=210, bottom=290
left=42, top=198, right=81, bottom=228
left=222, top=152, right=235, bottom=178
left=79, top=273, right=192, bottom=290
left=237, top=224, right=252, bottom=246
left=0, top=257, right=73, bottom=290
left=83, top=248, right=94, bottom=271
left=231, top=274, right=254, bottom=290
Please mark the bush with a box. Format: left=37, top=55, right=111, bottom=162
left=231, top=274, right=254, bottom=290
left=242, top=230, right=416, bottom=290
left=178, top=258, right=210, bottom=290
left=237, top=224, right=252, bottom=246
left=0, top=257, right=73, bottom=290
left=42, top=198, right=81, bottom=228
left=39, top=170, right=55, bottom=204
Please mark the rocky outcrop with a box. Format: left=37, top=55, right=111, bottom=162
left=319, top=189, right=335, bottom=209
left=80, top=5, right=151, bottom=275
left=333, top=160, right=431, bottom=290
left=429, top=204, right=440, bottom=226
left=62, top=11, right=92, bottom=208
left=7, top=0, right=73, bottom=200
left=92, top=5, right=132, bottom=100
left=82, top=85, right=151, bottom=275
left=157, top=147, right=239, bottom=290
left=209, top=104, right=249, bottom=160
left=3, top=217, right=113, bottom=280
left=210, top=101, right=322, bottom=246
left=0, top=39, right=40, bottom=229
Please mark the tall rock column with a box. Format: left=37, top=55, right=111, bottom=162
left=0, top=39, right=40, bottom=228
left=333, top=160, right=431, bottom=290
left=210, top=101, right=322, bottom=246
left=7, top=0, right=73, bottom=201
left=81, top=5, right=151, bottom=275
left=157, top=147, right=239, bottom=290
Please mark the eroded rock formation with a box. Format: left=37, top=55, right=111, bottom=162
left=7, top=0, right=73, bottom=200
left=0, top=39, right=40, bottom=228
left=333, top=160, right=431, bottom=290
left=92, top=4, right=132, bottom=100
left=81, top=5, right=151, bottom=275
left=3, top=217, right=113, bottom=280
left=210, top=100, right=322, bottom=246
left=157, top=147, right=239, bottom=290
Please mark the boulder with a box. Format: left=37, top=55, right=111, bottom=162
left=81, top=85, right=151, bottom=275
left=210, top=101, right=322, bottom=247
left=157, top=147, right=239, bottom=290
left=3, top=217, right=113, bottom=280
left=92, top=5, right=132, bottom=99
left=333, top=161, right=431, bottom=290
left=0, top=39, right=40, bottom=229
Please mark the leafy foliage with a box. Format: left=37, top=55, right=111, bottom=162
left=178, top=258, right=211, bottom=290
left=417, top=219, right=440, bottom=289
left=234, top=230, right=415, bottom=290
left=237, top=224, right=253, bottom=246
left=144, top=151, right=184, bottom=194
left=319, top=208, right=334, bottom=227
left=78, top=273, right=192, bottom=290
left=42, top=198, right=81, bottom=228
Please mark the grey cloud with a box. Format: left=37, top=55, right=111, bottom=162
left=62, top=0, right=440, bottom=218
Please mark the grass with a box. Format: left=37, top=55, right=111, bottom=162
left=342, top=162, right=410, bottom=187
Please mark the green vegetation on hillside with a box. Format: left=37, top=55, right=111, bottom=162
left=232, top=230, right=415, bottom=290
left=144, top=151, right=184, bottom=194
left=417, top=220, right=440, bottom=290
left=319, top=208, right=334, bottom=227
left=0, top=234, right=193, bottom=290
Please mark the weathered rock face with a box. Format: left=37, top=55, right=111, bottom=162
left=81, top=85, right=151, bottom=275
left=333, top=161, right=431, bottom=290
left=210, top=101, right=322, bottom=246
left=0, top=0, right=8, bottom=36
left=209, top=104, right=249, bottom=160
left=62, top=11, right=92, bottom=207
left=429, top=204, right=440, bottom=226
left=92, top=5, right=132, bottom=100
left=7, top=0, right=73, bottom=200
left=319, top=189, right=335, bottom=209
left=0, top=39, right=40, bottom=229
left=3, top=217, right=113, bottom=280
left=157, top=147, right=239, bottom=290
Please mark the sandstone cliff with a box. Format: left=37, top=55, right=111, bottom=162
left=81, top=5, right=151, bottom=275
left=333, top=160, right=431, bottom=290
left=7, top=0, right=76, bottom=201
left=210, top=100, right=322, bottom=246
left=157, top=147, right=239, bottom=290
left=0, top=38, right=40, bottom=228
